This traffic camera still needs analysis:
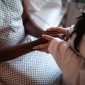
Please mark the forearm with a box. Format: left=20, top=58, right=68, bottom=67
left=0, top=38, right=48, bottom=62
left=0, top=42, right=35, bottom=62
left=22, top=0, right=43, bottom=38
left=24, top=21, right=44, bottom=38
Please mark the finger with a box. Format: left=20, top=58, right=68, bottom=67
left=57, top=34, right=64, bottom=38
left=33, top=45, right=41, bottom=50
left=45, top=31, right=58, bottom=35
left=47, top=28, right=57, bottom=31
left=48, top=34, right=58, bottom=37
left=33, top=44, right=45, bottom=50
left=42, top=34, right=54, bottom=41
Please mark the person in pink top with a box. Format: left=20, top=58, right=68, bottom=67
left=33, top=6, right=85, bottom=85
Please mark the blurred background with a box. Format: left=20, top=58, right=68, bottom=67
left=63, top=0, right=85, bottom=27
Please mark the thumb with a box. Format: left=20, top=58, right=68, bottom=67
left=42, top=34, right=54, bottom=41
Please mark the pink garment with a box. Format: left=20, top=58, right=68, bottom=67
left=48, top=26, right=85, bottom=85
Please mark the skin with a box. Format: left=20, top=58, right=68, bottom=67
left=33, top=34, right=53, bottom=53
left=47, top=27, right=70, bottom=40
left=33, top=27, right=70, bottom=52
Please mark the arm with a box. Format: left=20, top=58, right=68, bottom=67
left=0, top=0, right=50, bottom=63
left=33, top=34, right=85, bottom=84
left=0, top=0, right=52, bottom=63
left=48, top=38, right=84, bottom=82
left=22, top=0, right=44, bottom=38
left=0, top=38, right=48, bottom=62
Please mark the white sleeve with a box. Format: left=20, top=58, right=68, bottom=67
left=48, top=38, right=84, bottom=82
left=66, top=25, right=74, bottom=34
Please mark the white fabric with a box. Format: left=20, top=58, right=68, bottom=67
left=0, top=0, right=25, bottom=47
left=67, top=25, right=74, bottom=34
left=29, top=0, right=66, bottom=30
left=0, top=0, right=62, bottom=85
left=28, top=0, right=49, bottom=11
left=48, top=26, right=85, bottom=85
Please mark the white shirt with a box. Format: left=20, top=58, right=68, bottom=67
left=48, top=26, right=85, bottom=85
left=0, top=0, right=25, bottom=47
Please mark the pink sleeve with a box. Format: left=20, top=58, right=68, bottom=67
left=48, top=38, right=84, bottom=83
left=48, top=38, right=68, bottom=69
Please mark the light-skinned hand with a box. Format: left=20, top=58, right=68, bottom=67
left=33, top=34, right=54, bottom=53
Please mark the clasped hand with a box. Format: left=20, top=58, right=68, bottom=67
left=33, top=27, right=70, bottom=53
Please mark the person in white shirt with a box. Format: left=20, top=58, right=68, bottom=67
left=0, top=0, right=53, bottom=62
left=33, top=6, right=85, bottom=85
